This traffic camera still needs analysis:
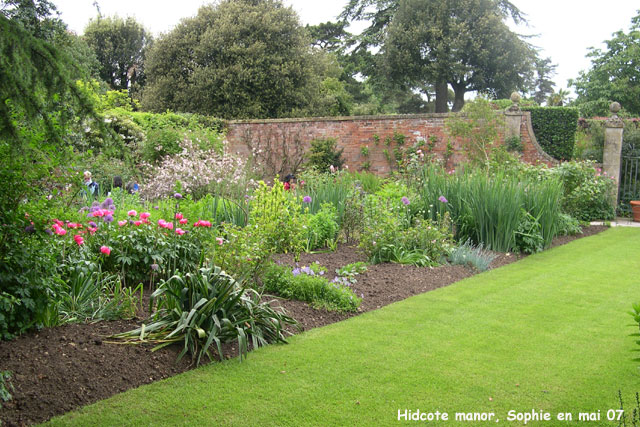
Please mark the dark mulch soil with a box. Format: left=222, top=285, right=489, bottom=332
left=0, top=225, right=607, bottom=426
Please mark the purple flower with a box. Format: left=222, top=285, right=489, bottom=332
left=91, top=201, right=100, bottom=207
left=174, top=193, right=183, bottom=200
left=154, top=206, right=159, bottom=210
left=88, top=221, right=97, bottom=228
left=24, top=224, right=35, bottom=233
left=438, top=195, right=448, bottom=203
left=151, top=263, right=159, bottom=271
left=401, top=196, right=410, bottom=206
left=101, top=198, right=114, bottom=209
left=302, top=196, right=312, bottom=203
left=89, top=206, right=99, bottom=213
left=108, top=205, right=116, bottom=211
left=104, top=214, right=114, bottom=223
left=45, top=229, right=52, bottom=235
left=292, top=268, right=301, bottom=277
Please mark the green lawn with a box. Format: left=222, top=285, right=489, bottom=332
left=48, top=228, right=640, bottom=426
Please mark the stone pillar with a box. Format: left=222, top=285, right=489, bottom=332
left=504, top=92, right=522, bottom=141
left=603, top=102, right=624, bottom=205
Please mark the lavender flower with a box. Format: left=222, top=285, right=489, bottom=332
left=401, top=196, right=410, bottom=206
left=302, top=196, right=312, bottom=203
left=438, top=195, right=448, bottom=203
left=292, top=268, right=301, bottom=277
left=174, top=193, right=183, bottom=199
left=88, top=221, right=97, bottom=228
left=100, top=198, right=114, bottom=209
left=104, top=214, right=114, bottom=223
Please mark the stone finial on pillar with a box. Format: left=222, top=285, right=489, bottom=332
left=603, top=102, right=624, bottom=206
left=507, top=92, right=521, bottom=112
left=504, top=92, right=522, bottom=142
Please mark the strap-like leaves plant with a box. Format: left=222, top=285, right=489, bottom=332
left=111, top=266, right=297, bottom=365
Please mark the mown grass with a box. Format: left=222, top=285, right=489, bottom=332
left=48, top=228, right=640, bottom=426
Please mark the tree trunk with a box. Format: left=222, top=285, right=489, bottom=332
left=452, top=82, right=466, bottom=112
left=435, top=80, right=449, bottom=113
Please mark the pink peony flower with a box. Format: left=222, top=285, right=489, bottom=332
left=216, top=237, right=224, bottom=245
left=179, top=218, right=188, bottom=225
left=134, top=220, right=142, bottom=226
left=165, top=222, right=174, bottom=230
left=158, top=219, right=167, bottom=227
left=118, top=220, right=127, bottom=227
left=127, top=210, right=137, bottom=217
left=140, top=212, right=151, bottom=220
left=175, top=228, right=185, bottom=235
left=73, top=234, right=84, bottom=245
left=175, top=213, right=183, bottom=220
left=100, top=246, right=111, bottom=256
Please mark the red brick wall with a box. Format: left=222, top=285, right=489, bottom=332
left=225, top=112, right=554, bottom=176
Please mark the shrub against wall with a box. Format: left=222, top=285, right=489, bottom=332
left=522, top=106, right=579, bottom=160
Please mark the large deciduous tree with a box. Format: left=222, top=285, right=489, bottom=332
left=142, top=0, right=325, bottom=119
left=341, top=0, right=535, bottom=112
left=570, top=11, right=640, bottom=117
left=383, top=0, right=535, bottom=112
left=83, top=15, right=152, bottom=91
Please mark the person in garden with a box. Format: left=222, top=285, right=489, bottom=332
left=283, top=174, right=296, bottom=191
left=83, top=171, right=99, bottom=196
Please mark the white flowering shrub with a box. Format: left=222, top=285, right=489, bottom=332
left=140, top=138, right=256, bottom=200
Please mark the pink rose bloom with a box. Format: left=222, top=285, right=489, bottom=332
left=100, top=246, right=111, bottom=255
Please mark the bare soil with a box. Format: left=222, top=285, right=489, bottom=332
left=0, top=225, right=607, bottom=426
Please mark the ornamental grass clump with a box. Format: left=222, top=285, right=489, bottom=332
left=449, top=239, right=497, bottom=272
left=112, top=266, right=296, bottom=365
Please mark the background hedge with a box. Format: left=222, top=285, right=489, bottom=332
left=522, top=106, right=579, bottom=160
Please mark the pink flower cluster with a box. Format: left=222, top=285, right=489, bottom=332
left=139, top=137, right=255, bottom=200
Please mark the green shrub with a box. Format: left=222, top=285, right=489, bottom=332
left=263, top=263, right=361, bottom=312
left=522, top=106, right=579, bottom=160
left=114, top=266, right=296, bottom=364
left=306, top=138, right=345, bottom=173
left=305, top=203, right=339, bottom=250
left=553, top=161, right=615, bottom=221
left=515, top=210, right=545, bottom=254
left=250, top=180, right=306, bottom=255
left=214, top=222, right=272, bottom=281
left=359, top=195, right=453, bottom=265
left=555, top=213, right=583, bottom=236
left=0, top=233, right=61, bottom=339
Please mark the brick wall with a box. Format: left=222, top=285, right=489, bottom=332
left=225, top=112, right=555, bottom=176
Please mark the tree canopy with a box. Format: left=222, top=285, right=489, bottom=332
left=83, top=15, right=152, bottom=91
left=339, top=0, right=536, bottom=112
left=142, top=0, right=334, bottom=119
left=570, top=11, right=640, bottom=117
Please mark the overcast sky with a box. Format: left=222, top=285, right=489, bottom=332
left=52, top=0, right=640, bottom=96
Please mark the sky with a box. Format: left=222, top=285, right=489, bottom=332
left=52, top=0, right=640, bottom=96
